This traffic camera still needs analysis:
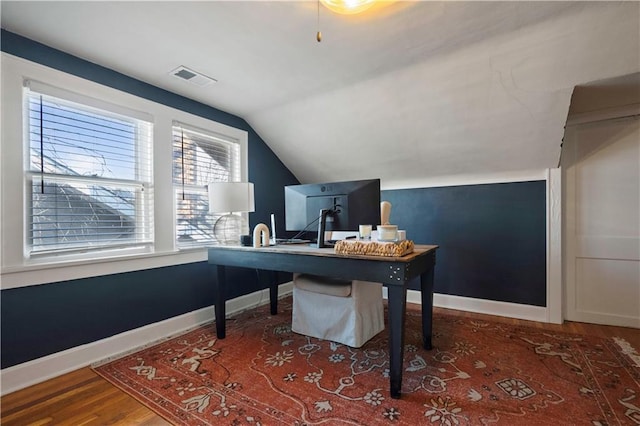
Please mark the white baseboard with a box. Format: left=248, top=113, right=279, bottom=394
left=3, top=283, right=548, bottom=396
left=0, top=282, right=293, bottom=396
left=383, top=288, right=549, bottom=323
left=430, top=292, right=549, bottom=323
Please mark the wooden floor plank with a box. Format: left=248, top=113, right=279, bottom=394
left=1, top=368, right=170, bottom=426
left=1, top=307, right=637, bottom=425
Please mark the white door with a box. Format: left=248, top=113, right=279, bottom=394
left=564, top=113, right=640, bottom=328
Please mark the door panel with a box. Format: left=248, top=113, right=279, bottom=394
left=564, top=115, right=640, bottom=328
left=576, top=258, right=640, bottom=320
left=577, top=236, right=639, bottom=260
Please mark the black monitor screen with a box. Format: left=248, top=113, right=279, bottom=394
left=285, top=179, right=381, bottom=247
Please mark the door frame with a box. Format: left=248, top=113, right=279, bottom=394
left=562, top=104, right=640, bottom=327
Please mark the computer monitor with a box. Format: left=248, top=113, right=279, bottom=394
left=285, top=178, right=381, bottom=248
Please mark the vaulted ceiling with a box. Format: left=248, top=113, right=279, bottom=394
left=2, top=1, right=638, bottom=188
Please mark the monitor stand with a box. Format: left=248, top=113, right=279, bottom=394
left=315, top=208, right=332, bottom=248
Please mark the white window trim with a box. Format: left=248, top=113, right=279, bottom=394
left=172, top=121, right=244, bottom=248
left=1, top=53, right=248, bottom=289
left=24, top=84, right=155, bottom=257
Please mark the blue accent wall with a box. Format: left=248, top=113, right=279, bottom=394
left=1, top=264, right=279, bottom=368
left=382, top=181, right=546, bottom=306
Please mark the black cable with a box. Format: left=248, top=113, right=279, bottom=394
left=180, top=128, right=185, bottom=200
left=39, top=95, right=44, bottom=194
left=290, top=217, right=319, bottom=240
left=290, top=205, right=341, bottom=241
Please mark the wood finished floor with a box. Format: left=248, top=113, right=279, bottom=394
left=2, top=305, right=639, bottom=426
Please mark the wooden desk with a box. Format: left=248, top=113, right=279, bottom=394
left=207, top=243, right=438, bottom=399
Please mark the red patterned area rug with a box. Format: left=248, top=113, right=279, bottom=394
left=93, top=299, right=640, bottom=425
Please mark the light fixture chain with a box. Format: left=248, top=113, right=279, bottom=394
left=316, top=0, right=322, bottom=42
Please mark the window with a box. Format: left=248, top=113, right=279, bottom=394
left=172, top=122, right=241, bottom=247
left=2, top=55, right=251, bottom=286
left=25, top=81, right=153, bottom=257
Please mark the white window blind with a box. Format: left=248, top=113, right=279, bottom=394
left=25, top=84, right=154, bottom=256
left=172, top=122, right=241, bottom=247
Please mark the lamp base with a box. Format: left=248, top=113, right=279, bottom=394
left=213, top=214, right=247, bottom=245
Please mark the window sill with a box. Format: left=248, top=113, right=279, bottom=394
left=1, top=248, right=211, bottom=290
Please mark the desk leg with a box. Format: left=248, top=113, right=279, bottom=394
left=386, top=284, right=407, bottom=399
left=269, top=271, right=278, bottom=315
left=257, top=270, right=279, bottom=315
left=215, top=265, right=226, bottom=339
left=420, top=266, right=435, bottom=350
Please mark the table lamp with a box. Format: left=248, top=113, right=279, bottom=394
left=208, top=182, right=255, bottom=245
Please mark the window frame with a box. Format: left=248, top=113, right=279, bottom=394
left=23, top=81, right=155, bottom=258
left=1, top=53, right=248, bottom=289
left=172, top=121, right=244, bottom=249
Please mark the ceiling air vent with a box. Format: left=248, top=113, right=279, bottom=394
left=170, top=66, right=217, bottom=87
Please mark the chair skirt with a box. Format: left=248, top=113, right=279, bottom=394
left=291, top=278, right=385, bottom=348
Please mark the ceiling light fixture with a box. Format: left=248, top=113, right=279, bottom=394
left=316, top=0, right=380, bottom=42
left=319, top=0, right=376, bottom=15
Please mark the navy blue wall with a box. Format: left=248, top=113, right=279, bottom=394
left=1, top=30, right=299, bottom=368
left=1, top=264, right=275, bottom=368
left=382, top=181, right=546, bottom=306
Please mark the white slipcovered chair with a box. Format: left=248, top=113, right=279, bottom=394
left=291, top=203, right=392, bottom=348
left=291, top=273, right=385, bottom=348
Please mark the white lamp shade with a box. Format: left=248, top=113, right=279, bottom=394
left=208, top=182, right=255, bottom=213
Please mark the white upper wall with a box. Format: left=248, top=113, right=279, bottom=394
left=247, top=2, right=639, bottom=187
left=1, top=1, right=639, bottom=188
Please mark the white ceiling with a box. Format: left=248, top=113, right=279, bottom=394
left=2, top=1, right=639, bottom=188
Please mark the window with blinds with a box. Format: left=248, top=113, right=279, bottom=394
left=173, top=122, right=241, bottom=247
left=25, top=83, right=154, bottom=256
